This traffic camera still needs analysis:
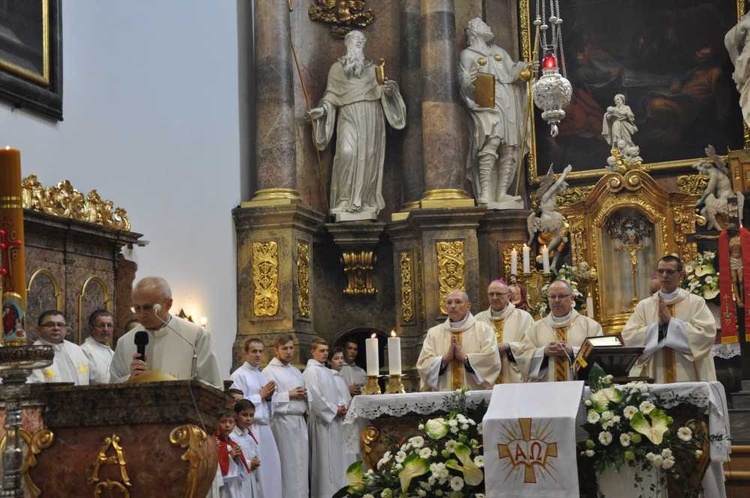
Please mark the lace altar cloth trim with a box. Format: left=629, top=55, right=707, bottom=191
left=713, top=343, right=741, bottom=359
left=342, top=391, right=491, bottom=451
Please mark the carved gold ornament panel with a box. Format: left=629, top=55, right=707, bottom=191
left=252, top=241, right=280, bottom=317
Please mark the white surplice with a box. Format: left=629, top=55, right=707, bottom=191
left=525, top=310, right=603, bottom=382
left=475, top=303, right=534, bottom=383
left=229, top=426, right=262, bottom=498
left=332, top=368, right=357, bottom=467
left=29, top=339, right=91, bottom=385
left=303, top=359, right=348, bottom=498
left=262, top=358, right=309, bottom=498
left=110, top=315, right=223, bottom=388
left=230, top=362, right=282, bottom=498
left=80, top=336, right=114, bottom=384
left=340, top=362, right=367, bottom=388
left=416, top=313, right=502, bottom=391
left=622, top=289, right=717, bottom=382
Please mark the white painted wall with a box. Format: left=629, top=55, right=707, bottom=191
left=0, top=2, right=241, bottom=377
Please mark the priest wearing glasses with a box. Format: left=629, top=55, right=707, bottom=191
left=110, top=276, right=222, bottom=388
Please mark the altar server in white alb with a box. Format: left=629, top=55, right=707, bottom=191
left=622, top=255, right=717, bottom=382
left=340, top=339, right=367, bottom=396
left=524, top=280, right=603, bottom=382
left=417, top=290, right=502, bottom=391
left=80, top=309, right=115, bottom=384
left=230, top=338, right=283, bottom=498
left=475, top=280, right=534, bottom=383
left=328, top=346, right=357, bottom=467
left=110, top=277, right=223, bottom=388
left=29, top=310, right=91, bottom=385
left=303, top=338, right=348, bottom=498
left=261, top=335, right=309, bottom=498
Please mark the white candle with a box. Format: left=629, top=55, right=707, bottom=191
left=586, top=294, right=595, bottom=319
left=510, top=248, right=518, bottom=276
left=366, top=334, right=379, bottom=376
left=542, top=245, right=550, bottom=273
left=522, top=244, right=531, bottom=273
left=388, top=330, right=402, bottom=375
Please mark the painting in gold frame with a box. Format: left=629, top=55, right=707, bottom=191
left=519, top=0, right=745, bottom=184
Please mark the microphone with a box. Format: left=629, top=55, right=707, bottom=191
left=134, top=331, right=149, bottom=363
left=150, top=307, right=199, bottom=381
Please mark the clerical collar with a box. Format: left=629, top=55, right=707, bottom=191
left=449, top=313, right=470, bottom=329
left=552, top=310, right=573, bottom=323
left=659, top=289, right=680, bottom=301
left=144, top=315, right=172, bottom=333
left=37, top=338, right=65, bottom=352
left=490, top=305, right=508, bottom=318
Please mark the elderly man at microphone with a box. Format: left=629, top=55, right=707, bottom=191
left=110, top=276, right=223, bottom=388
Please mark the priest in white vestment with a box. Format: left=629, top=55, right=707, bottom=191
left=29, top=310, right=91, bottom=385
left=329, top=346, right=357, bottom=467
left=417, top=290, right=502, bottom=391
left=110, top=277, right=222, bottom=388
left=525, top=280, right=603, bottom=382
left=475, top=280, right=534, bottom=383
left=622, top=255, right=717, bottom=382
left=230, top=338, right=283, bottom=498
left=261, top=335, right=309, bottom=498
left=80, top=310, right=115, bottom=384
left=303, top=338, right=348, bottom=498
left=340, top=339, right=367, bottom=395
left=309, top=30, right=406, bottom=220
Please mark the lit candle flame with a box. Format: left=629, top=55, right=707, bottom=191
left=371, top=333, right=377, bottom=338
left=4, top=146, right=9, bottom=150
left=390, top=330, right=396, bottom=337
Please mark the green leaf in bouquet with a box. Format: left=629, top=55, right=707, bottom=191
left=444, top=443, right=484, bottom=486
left=398, top=453, right=430, bottom=497
left=630, top=408, right=670, bottom=445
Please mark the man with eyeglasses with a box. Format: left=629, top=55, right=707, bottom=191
left=475, top=279, right=534, bottom=383
left=29, top=310, right=92, bottom=385
left=80, top=310, right=115, bottom=384
left=524, top=279, right=603, bottom=382
left=622, top=255, right=717, bottom=382
left=109, top=276, right=222, bottom=388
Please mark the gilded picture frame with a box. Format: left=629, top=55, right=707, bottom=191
left=520, top=0, right=745, bottom=184
left=0, top=0, right=62, bottom=120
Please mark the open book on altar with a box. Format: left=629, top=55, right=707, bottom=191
left=573, top=334, right=644, bottom=382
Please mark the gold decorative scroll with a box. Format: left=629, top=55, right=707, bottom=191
left=21, top=175, right=131, bottom=230
left=342, top=251, right=377, bottom=296
left=436, top=241, right=466, bottom=314
left=308, top=0, right=375, bottom=39
left=87, top=433, right=132, bottom=497
left=252, top=241, right=280, bottom=317
left=557, top=186, right=594, bottom=208
left=0, top=428, right=55, bottom=497
left=296, top=241, right=311, bottom=318
left=676, top=174, right=709, bottom=196
left=400, top=251, right=414, bottom=323
left=415, top=245, right=425, bottom=322
left=169, top=425, right=210, bottom=498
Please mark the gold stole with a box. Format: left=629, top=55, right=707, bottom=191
left=493, top=319, right=505, bottom=384
left=451, top=330, right=464, bottom=390
left=663, top=304, right=677, bottom=384
left=554, top=326, right=569, bottom=382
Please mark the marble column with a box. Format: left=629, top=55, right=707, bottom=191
left=419, top=0, right=470, bottom=205
left=249, top=0, right=299, bottom=205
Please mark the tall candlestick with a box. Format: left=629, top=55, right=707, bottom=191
left=510, top=248, right=518, bottom=276
left=522, top=244, right=531, bottom=273
left=586, top=294, right=595, bottom=319
left=542, top=245, right=550, bottom=273
left=0, top=147, right=27, bottom=346
left=366, top=333, right=379, bottom=376
left=388, top=330, right=402, bottom=375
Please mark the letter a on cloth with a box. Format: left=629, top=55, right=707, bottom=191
left=483, top=381, right=584, bottom=498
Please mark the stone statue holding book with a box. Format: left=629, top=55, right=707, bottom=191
left=459, top=17, right=531, bottom=209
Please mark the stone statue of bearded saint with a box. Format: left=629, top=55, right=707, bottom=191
left=459, top=17, right=531, bottom=209
left=309, top=30, right=406, bottom=222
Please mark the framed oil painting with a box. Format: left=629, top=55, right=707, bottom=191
left=520, top=0, right=745, bottom=183
left=0, top=0, right=62, bottom=120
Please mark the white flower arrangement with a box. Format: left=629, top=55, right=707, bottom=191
left=683, top=251, right=719, bottom=301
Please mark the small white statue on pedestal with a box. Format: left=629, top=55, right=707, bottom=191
left=602, top=94, right=642, bottom=171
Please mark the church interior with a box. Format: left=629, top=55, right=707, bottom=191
left=2, top=0, right=750, bottom=496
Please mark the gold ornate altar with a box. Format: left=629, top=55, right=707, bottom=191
left=560, top=170, right=701, bottom=333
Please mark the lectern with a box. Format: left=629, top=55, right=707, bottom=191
left=573, top=335, right=645, bottom=383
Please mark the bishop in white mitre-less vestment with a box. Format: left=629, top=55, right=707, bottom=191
left=262, top=357, right=310, bottom=498
left=29, top=338, right=91, bottom=385
left=622, top=288, right=717, bottom=382
left=303, top=358, right=348, bottom=498
left=416, top=313, right=501, bottom=391
left=525, top=309, right=603, bottom=382
left=80, top=335, right=114, bottom=384
left=475, top=301, right=534, bottom=383
left=230, top=362, right=283, bottom=498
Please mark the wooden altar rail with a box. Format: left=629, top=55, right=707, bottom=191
left=726, top=445, right=750, bottom=497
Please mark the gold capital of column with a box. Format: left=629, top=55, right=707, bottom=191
left=242, top=188, right=302, bottom=208
left=421, top=189, right=475, bottom=209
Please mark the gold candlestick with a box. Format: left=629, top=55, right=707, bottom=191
left=363, top=375, right=381, bottom=395
left=385, top=374, right=405, bottom=394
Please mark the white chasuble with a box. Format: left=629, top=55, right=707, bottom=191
left=622, top=289, right=717, bottom=382
left=476, top=303, right=534, bottom=383
left=262, top=358, right=309, bottom=498
left=303, top=359, right=348, bottom=498
left=525, top=310, right=603, bottom=382
left=29, top=339, right=91, bottom=385
left=416, top=313, right=501, bottom=391
left=80, top=336, right=114, bottom=384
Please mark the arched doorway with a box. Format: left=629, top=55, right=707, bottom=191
left=334, top=327, right=389, bottom=373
